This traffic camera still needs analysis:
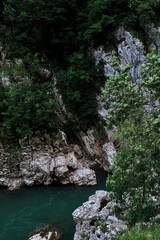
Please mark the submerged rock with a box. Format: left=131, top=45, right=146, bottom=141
left=28, top=225, right=61, bottom=240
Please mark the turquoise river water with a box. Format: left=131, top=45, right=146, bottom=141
left=0, top=170, right=107, bottom=240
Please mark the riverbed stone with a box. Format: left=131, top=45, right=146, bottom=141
left=28, top=228, right=60, bottom=240
left=28, top=225, right=61, bottom=240
left=8, top=178, right=24, bottom=191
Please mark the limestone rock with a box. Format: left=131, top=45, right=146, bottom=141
left=55, top=166, right=69, bottom=178
left=28, top=233, right=53, bottom=240
left=1, top=75, right=11, bottom=90
left=54, top=155, right=68, bottom=177
left=80, top=129, right=102, bottom=157
left=102, top=142, right=116, bottom=167
left=73, top=191, right=127, bottom=240
left=35, top=68, right=52, bottom=81
left=117, top=27, right=145, bottom=82
left=28, top=227, right=60, bottom=240
left=71, top=169, right=97, bottom=186
left=8, top=178, right=24, bottom=191
left=31, top=152, right=52, bottom=175
left=67, top=152, right=78, bottom=169
left=94, top=47, right=116, bottom=77
left=73, top=145, right=82, bottom=158
left=0, top=177, right=9, bottom=187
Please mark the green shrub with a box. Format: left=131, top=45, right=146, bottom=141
left=1, top=81, right=59, bottom=138
left=117, top=224, right=160, bottom=240
left=56, top=52, right=105, bottom=128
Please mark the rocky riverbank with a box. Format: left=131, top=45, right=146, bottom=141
left=0, top=128, right=116, bottom=190
left=73, top=190, right=127, bottom=240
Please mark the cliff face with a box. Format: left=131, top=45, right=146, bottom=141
left=0, top=24, right=160, bottom=191
left=0, top=129, right=116, bottom=190
left=96, top=24, right=160, bottom=121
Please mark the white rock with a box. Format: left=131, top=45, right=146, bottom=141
left=80, top=129, right=102, bottom=157
left=102, top=142, right=116, bottom=166
left=55, top=166, right=68, bottom=177
left=28, top=232, right=53, bottom=240
left=24, top=178, right=34, bottom=186
left=72, top=169, right=97, bottom=186
left=8, top=178, right=24, bottom=191
left=1, top=76, right=11, bottom=89
left=67, top=152, right=78, bottom=169
left=31, top=152, right=52, bottom=175
left=73, top=191, right=127, bottom=240
left=50, top=159, right=55, bottom=172
left=55, top=156, right=67, bottom=167
left=1, top=52, right=6, bottom=60
left=0, top=177, right=9, bottom=186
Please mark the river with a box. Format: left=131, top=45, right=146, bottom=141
left=0, top=170, right=107, bottom=240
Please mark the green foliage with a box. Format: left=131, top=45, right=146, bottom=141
left=82, top=0, right=160, bottom=47
left=101, top=51, right=160, bottom=225
left=1, top=0, right=160, bottom=137
left=101, top=56, right=146, bottom=129
left=80, top=232, right=90, bottom=240
left=1, top=81, right=59, bottom=138
left=141, top=49, right=160, bottom=100
left=56, top=52, right=105, bottom=128
left=117, top=223, right=160, bottom=240
left=2, top=0, right=160, bottom=59
left=3, top=0, right=77, bottom=61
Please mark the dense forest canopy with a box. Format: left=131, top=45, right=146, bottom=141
left=0, top=0, right=160, bottom=138
left=2, top=0, right=160, bottom=60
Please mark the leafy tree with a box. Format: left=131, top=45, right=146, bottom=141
left=101, top=51, right=160, bottom=225
left=56, top=52, right=105, bottom=127
left=1, top=81, right=59, bottom=138
left=3, top=0, right=77, bottom=62
left=1, top=0, right=160, bottom=138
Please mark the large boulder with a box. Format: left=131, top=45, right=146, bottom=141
left=66, top=152, right=78, bottom=169
left=54, top=155, right=69, bottom=178
left=73, top=191, right=127, bottom=240
left=71, top=169, right=97, bottom=186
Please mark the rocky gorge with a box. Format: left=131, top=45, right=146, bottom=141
left=0, top=21, right=160, bottom=240
left=1, top=23, right=160, bottom=191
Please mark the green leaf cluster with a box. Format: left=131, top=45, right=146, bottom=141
left=1, top=81, right=59, bottom=138
left=101, top=51, right=160, bottom=225
left=56, top=52, right=105, bottom=127
left=117, top=223, right=160, bottom=240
